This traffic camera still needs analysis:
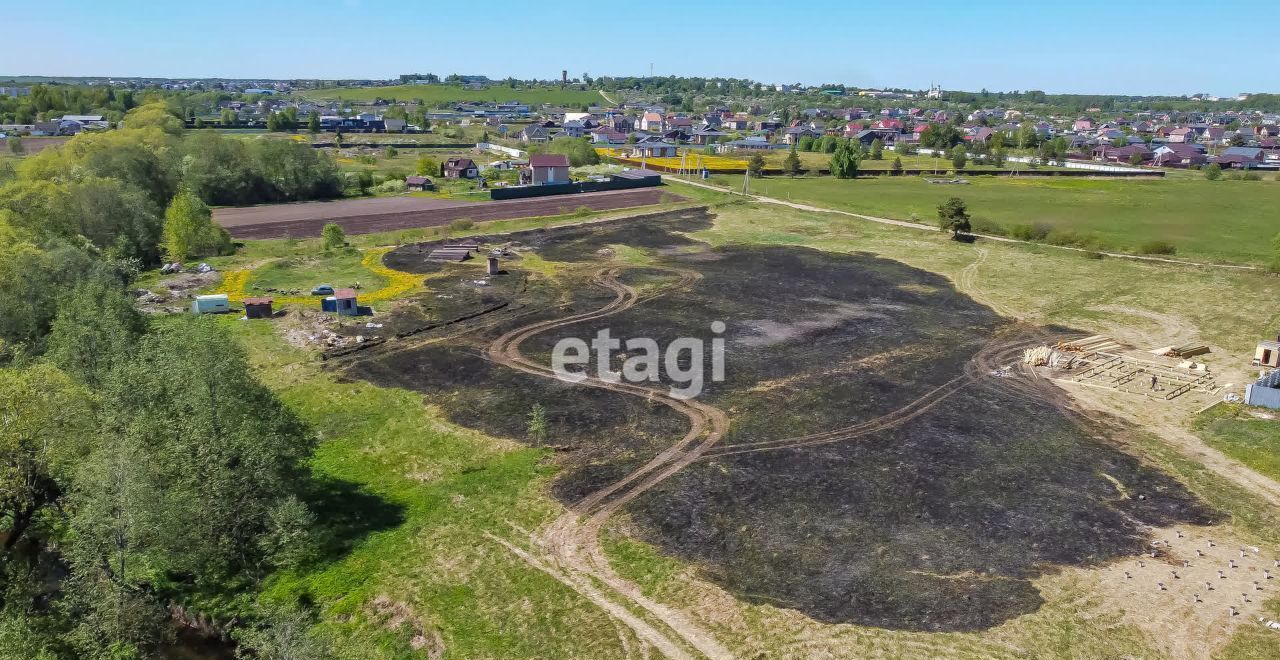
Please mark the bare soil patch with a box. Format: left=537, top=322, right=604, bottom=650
left=216, top=188, right=679, bottom=239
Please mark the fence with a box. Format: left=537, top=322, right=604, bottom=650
left=477, top=142, right=528, bottom=158
left=489, top=175, right=661, bottom=200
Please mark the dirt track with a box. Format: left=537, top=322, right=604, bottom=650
left=478, top=265, right=1072, bottom=658
left=216, top=188, right=677, bottom=239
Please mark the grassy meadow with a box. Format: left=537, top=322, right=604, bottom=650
left=1194, top=404, right=1280, bottom=483
left=703, top=173, right=1280, bottom=264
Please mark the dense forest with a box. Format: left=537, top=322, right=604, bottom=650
left=0, top=104, right=342, bottom=659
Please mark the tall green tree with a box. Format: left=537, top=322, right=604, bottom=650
left=782, top=146, right=802, bottom=176
left=46, top=275, right=147, bottom=388
left=829, top=140, right=861, bottom=179
left=949, top=144, right=967, bottom=170
left=869, top=138, right=883, bottom=160
left=0, top=364, right=95, bottom=557
left=161, top=188, right=230, bottom=262
left=937, top=196, right=972, bottom=238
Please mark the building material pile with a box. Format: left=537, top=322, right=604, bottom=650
left=1165, top=342, right=1210, bottom=358
left=427, top=247, right=473, bottom=262
left=1056, top=335, right=1125, bottom=354
left=1023, top=346, right=1075, bottom=368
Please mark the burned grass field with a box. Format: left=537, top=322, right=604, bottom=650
left=337, top=209, right=1218, bottom=633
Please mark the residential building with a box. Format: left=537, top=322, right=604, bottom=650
left=443, top=157, right=479, bottom=178
left=525, top=153, right=571, bottom=185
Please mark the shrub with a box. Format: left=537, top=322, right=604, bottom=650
left=1137, top=239, right=1176, bottom=255
left=969, top=217, right=1006, bottom=236
left=1044, top=229, right=1100, bottom=249
left=1204, top=163, right=1222, bottom=180
left=375, top=179, right=406, bottom=194
left=1241, top=172, right=1261, bottom=181
left=1008, top=222, right=1052, bottom=241
left=448, top=218, right=474, bottom=232
left=320, top=223, right=346, bottom=250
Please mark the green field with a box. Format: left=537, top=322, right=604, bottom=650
left=249, top=249, right=387, bottom=293
left=1194, top=404, right=1280, bottom=482
left=300, top=84, right=605, bottom=107
left=704, top=174, right=1280, bottom=264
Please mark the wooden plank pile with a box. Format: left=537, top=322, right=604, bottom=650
left=1055, top=335, right=1125, bottom=354
left=1165, top=342, right=1210, bottom=358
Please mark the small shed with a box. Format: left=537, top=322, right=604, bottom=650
left=405, top=175, right=435, bottom=191
left=1254, top=339, right=1280, bottom=368
left=244, top=297, right=274, bottom=319
left=191, top=294, right=230, bottom=315
left=322, top=288, right=360, bottom=316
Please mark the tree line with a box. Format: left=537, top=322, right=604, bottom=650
left=0, top=103, right=338, bottom=658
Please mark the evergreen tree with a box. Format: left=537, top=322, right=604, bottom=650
left=782, top=146, right=802, bottom=176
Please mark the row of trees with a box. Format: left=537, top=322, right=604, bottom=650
left=0, top=104, right=326, bottom=657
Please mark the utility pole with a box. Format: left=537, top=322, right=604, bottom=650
left=742, top=168, right=749, bottom=196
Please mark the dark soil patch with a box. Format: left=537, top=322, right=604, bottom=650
left=219, top=189, right=679, bottom=239
left=339, top=212, right=1218, bottom=632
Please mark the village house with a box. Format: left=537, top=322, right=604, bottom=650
left=626, top=141, right=679, bottom=158
left=519, top=125, right=550, bottom=143
left=640, top=111, right=664, bottom=131
left=405, top=175, right=435, bottom=191
left=1216, top=146, right=1265, bottom=168
left=561, top=120, right=587, bottom=138
left=590, top=127, right=628, bottom=144
left=523, top=153, right=572, bottom=185
left=783, top=126, right=822, bottom=145
left=443, top=157, right=479, bottom=179
left=1151, top=143, right=1208, bottom=167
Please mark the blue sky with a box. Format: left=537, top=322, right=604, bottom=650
left=4, top=0, right=1272, bottom=96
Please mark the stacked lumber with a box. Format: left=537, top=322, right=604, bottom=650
left=1166, top=342, right=1210, bottom=358
left=1023, top=346, right=1054, bottom=366
left=1056, top=335, right=1124, bottom=354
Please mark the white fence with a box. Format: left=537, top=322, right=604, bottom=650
left=477, top=142, right=527, bottom=159
left=911, top=147, right=1145, bottom=173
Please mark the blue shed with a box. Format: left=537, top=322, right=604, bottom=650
left=323, top=288, right=360, bottom=316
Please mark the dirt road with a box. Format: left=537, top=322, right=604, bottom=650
left=216, top=188, right=677, bottom=239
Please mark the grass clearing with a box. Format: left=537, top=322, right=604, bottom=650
left=703, top=174, right=1280, bottom=264
left=1194, top=404, right=1280, bottom=483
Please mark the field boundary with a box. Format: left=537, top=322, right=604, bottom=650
left=663, top=176, right=1259, bottom=272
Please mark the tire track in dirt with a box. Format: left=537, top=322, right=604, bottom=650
left=703, top=328, right=1051, bottom=459
left=482, top=268, right=1059, bottom=658
left=953, top=248, right=1021, bottom=320
left=484, top=266, right=733, bottom=659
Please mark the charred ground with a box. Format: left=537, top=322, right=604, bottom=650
left=339, top=209, right=1217, bottom=632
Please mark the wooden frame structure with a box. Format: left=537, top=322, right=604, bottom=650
left=1062, top=351, right=1216, bottom=400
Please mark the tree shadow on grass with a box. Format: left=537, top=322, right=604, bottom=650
left=301, top=476, right=407, bottom=565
